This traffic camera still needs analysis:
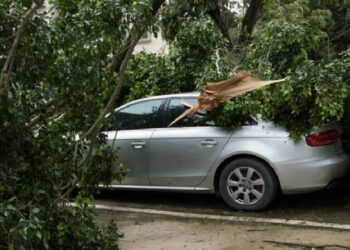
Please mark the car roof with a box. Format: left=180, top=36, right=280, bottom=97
left=110, top=93, right=275, bottom=127
left=140, top=92, right=200, bottom=100
left=114, top=92, right=200, bottom=112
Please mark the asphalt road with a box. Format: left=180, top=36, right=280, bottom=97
left=95, top=181, right=350, bottom=225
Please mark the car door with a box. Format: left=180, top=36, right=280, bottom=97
left=106, top=98, right=164, bottom=185
left=149, top=97, right=232, bottom=186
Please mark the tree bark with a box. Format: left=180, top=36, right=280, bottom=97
left=239, top=0, right=264, bottom=45
left=208, top=0, right=235, bottom=50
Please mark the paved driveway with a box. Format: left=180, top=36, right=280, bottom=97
left=96, top=182, right=350, bottom=224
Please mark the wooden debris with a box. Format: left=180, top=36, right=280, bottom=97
left=169, top=71, right=288, bottom=127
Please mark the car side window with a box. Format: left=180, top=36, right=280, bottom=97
left=163, top=97, right=258, bottom=128
left=165, top=98, right=215, bottom=127
left=108, top=99, right=163, bottom=130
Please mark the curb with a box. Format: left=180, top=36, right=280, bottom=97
left=93, top=204, right=350, bottom=231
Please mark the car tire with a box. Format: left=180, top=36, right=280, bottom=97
left=219, top=158, right=278, bottom=211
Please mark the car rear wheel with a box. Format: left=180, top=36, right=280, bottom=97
left=219, top=158, right=278, bottom=211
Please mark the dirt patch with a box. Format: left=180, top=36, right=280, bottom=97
left=97, top=210, right=350, bottom=250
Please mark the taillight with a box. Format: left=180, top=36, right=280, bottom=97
left=305, top=129, right=340, bottom=147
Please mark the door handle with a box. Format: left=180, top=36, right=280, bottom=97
left=131, top=141, right=146, bottom=149
left=200, top=140, right=217, bottom=147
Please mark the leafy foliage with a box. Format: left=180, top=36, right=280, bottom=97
left=219, top=0, right=350, bottom=139
left=1, top=0, right=350, bottom=248
left=0, top=0, right=158, bottom=249
left=124, top=10, right=225, bottom=103
left=125, top=0, right=350, bottom=140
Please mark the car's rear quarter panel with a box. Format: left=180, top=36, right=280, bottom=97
left=200, top=122, right=349, bottom=194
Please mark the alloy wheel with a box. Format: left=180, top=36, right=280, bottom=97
left=226, top=166, right=265, bottom=205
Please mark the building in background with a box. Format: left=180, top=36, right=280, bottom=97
left=41, top=0, right=168, bottom=54
left=134, top=31, right=168, bottom=54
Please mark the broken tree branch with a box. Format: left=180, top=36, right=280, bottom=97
left=169, top=71, right=288, bottom=127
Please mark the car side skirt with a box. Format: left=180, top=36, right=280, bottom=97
left=98, top=184, right=211, bottom=192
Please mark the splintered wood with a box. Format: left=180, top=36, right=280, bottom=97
left=169, top=71, right=288, bottom=127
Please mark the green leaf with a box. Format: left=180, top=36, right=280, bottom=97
left=36, top=231, right=42, bottom=240
left=32, top=208, right=40, bottom=214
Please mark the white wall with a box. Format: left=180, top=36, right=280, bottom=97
left=134, top=34, right=168, bottom=54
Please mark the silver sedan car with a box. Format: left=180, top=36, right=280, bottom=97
left=103, top=93, right=350, bottom=211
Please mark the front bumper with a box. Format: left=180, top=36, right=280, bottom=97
left=276, top=152, right=350, bottom=194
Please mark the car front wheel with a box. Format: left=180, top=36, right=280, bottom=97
left=219, top=158, right=278, bottom=211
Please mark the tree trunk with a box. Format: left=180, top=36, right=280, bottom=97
left=109, top=0, right=165, bottom=74
left=239, top=0, right=264, bottom=45
left=208, top=0, right=235, bottom=50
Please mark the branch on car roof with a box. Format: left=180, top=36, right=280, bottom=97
left=169, top=71, right=288, bottom=127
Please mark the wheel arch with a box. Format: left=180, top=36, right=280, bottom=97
left=213, top=154, right=281, bottom=195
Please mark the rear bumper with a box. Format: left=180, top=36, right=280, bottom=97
left=276, top=153, right=350, bottom=194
